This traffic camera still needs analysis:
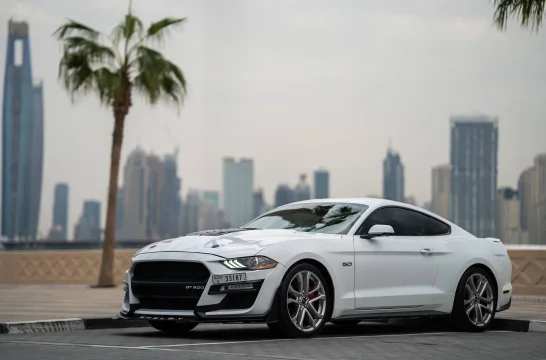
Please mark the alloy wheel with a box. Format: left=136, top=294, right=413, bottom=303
left=464, top=273, right=495, bottom=327
left=286, top=270, right=327, bottom=333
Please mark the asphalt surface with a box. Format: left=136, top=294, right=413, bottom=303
left=3, top=285, right=546, bottom=322
left=1, top=321, right=545, bottom=360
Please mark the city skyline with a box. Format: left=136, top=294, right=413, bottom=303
left=0, top=1, right=545, bottom=237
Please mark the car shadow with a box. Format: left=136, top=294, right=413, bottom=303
left=117, top=318, right=454, bottom=341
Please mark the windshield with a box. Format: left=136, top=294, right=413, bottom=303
left=243, top=202, right=368, bottom=235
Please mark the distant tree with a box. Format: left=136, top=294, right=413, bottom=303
left=54, top=1, right=187, bottom=287
left=492, top=0, right=545, bottom=31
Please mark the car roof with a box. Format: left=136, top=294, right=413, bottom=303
left=273, top=198, right=475, bottom=238
left=288, top=197, right=449, bottom=222
left=291, top=197, right=410, bottom=208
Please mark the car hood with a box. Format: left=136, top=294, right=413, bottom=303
left=134, top=228, right=332, bottom=258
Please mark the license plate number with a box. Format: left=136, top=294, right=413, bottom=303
left=212, top=273, right=247, bottom=284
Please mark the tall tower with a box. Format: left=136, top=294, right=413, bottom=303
left=431, top=164, right=451, bottom=219
left=222, top=157, right=254, bottom=227
left=382, top=146, right=405, bottom=202
left=2, top=20, right=44, bottom=241
left=313, top=169, right=330, bottom=199
left=450, top=115, right=498, bottom=238
left=52, top=183, right=69, bottom=239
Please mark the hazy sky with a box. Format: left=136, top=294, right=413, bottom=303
left=1, top=0, right=545, bottom=238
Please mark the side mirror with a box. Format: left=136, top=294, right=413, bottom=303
left=360, top=224, right=395, bottom=240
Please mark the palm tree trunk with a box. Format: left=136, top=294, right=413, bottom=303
left=96, top=110, right=126, bottom=287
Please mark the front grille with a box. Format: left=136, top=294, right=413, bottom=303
left=133, top=261, right=210, bottom=282
left=131, top=261, right=210, bottom=311
left=138, top=297, right=200, bottom=311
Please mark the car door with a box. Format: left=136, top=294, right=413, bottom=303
left=353, top=206, right=441, bottom=311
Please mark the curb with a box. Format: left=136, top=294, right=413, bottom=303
left=492, top=318, right=546, bottom=333
left=0, top=317, right=149, bottom=334
left=1, top=317, right=545, bottom=335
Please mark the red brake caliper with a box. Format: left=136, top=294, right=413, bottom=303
left=308, top=285, right=316, bottom=308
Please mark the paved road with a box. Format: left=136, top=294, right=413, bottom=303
left=1, top=322, right=546, bottom=360
left=1, top=285, right=545, bottom=322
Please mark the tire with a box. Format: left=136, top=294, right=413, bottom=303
left=451, top=266, right=497, bottom=332
left=149, top=321, right=198, bottom=335
left=270, top=263, right=332, bottom=338
left=330, top=319, right=361, bottom=326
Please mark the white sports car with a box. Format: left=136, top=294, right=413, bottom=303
left=119, top=198, right=513, bottom=338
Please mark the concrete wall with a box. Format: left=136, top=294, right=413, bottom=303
left=0, top=249, right=545, bottom=296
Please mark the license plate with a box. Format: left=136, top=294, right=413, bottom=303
left=212, top=273, right=247, bottom=284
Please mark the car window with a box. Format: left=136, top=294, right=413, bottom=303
left=358, top=207, right=450, bottom=236
left=243, top=203, right=368, bottom=235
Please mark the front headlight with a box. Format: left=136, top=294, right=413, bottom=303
left=221, top=256, right=277, bottom=271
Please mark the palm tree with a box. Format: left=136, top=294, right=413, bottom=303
left=54, top=2, right=187, bottom=287
left=492, top=0, right=545, bottom=31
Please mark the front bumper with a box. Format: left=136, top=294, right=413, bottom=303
left=119, top=251, right=286, bottom=323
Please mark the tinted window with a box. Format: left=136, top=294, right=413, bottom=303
left=358, top=207, right=450, bottom=236
left=244, top=203, right=368, bottom=235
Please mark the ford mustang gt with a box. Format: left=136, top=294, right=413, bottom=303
left=119, top=198, right=513, bottom=338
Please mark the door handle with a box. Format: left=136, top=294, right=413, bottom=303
left=420, top=248, right=435, bottom=255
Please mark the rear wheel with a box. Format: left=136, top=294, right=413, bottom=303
left=270, top=263, right=331, bottom=338
left=149, top=321, right=198, bottom=335
left=451, top=267, right=497, bottom=332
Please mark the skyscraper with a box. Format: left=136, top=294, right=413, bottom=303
left=497, top=187, right=521, bottom=244
left=202, top=191, right=220, bottom=209
left=222, top=157, right=254, bottom=227
left=431, top=164, right=451, bottom=219
left=74, top=200, right=101, bottom=241
left=518, top=167, right=535, bottom=244
left=51, top=183, right=69, bottom=239
left=274, top=185, right=295, bottom=207
left=119, top=148, right=148, bottom=240
left=253, top=189, right=265, bottom=218
left=2, top=20, right=44, bottom=241
left=313, top=169, right=329, bottom=199
left=159, top=152, right=181, bottom=239
left=450, top=116, right=498, bottom=238
left=294, top=174, right=311, bottom=202
left=382, top=147, right=404, bottom=202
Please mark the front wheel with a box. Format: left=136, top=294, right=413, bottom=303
left=270, top=263, right=331, bottom=338
left=451, top=267, right=497, bottom=332
left=149, top=321, right=198, bottom=335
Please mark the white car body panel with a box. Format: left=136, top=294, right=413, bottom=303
left=120, top=197, right=512, bottom=324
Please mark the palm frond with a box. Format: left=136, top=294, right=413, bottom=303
left=58, top=48, right=122, bottom=106
left=492, top=0, right=545, bottom=31
left=145, top=17, right=186, bottom=45
left=111, top=13, right=144, bottom=47
left=133, top=45, right=187, bottom=111
left=54, top=19, right=101, bottom=40
left=62, top=36, right=117, bottom=67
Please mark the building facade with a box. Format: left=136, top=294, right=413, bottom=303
left=313, top=169, right=329, bottom=199
left=51, top=183, right=69, bottom=239
left=2, top=20, right=44, bottom=241
left=294, top=174, right=311, bottom=202
left=274, top=185, right=295, bottom=207
left=431, top=164, right=451, bottom=219
left=202, top=190, right=220, bottom=209
left=74, top=200, right=101, bottom=241
left=382, top=147, right=404, bottom=202
left=450, top=116, right=498, bottom=238
left=253, top=189, right=265, bottom=218
left=497, top=187, right=522, bottom=244
left=222, top=157, right=254, bottom=227
left=534, top=154, right=546, bottom=245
